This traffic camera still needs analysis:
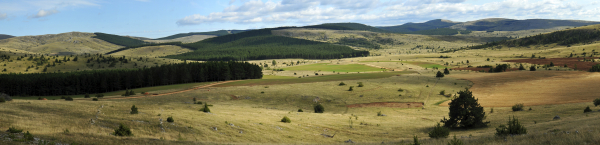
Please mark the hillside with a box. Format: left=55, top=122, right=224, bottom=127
left=0, top=32, right=121, bottom=54
left=92, top=32, right=149, bottom=47
left=304, top=23, right=389, bottom=33
left=154, top=30, right=230, bottom=40
left=144, top=35, right=216, bottom=43
left=111, top=45, right=193, bottom=57
left=450, top=18, right=600, bottom=31
left=0, top=34, right=14, bottom=40
left=378, top=19, right=458, bottom=33
left=403, top=28, right=472, bottom=35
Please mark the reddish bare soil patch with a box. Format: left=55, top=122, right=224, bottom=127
left=504, top=57, right=600, bottom=71
left=347, top=102, right=423, bottom=108
left=442, top=71, right=600, bottom=107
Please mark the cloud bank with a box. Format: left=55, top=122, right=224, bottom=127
left=177, top=0, right=598, bottom=26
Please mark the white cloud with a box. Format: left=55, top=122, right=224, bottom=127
left=29, top=9, right=59, bottom=18
left=0, top=13, right=6, bottom=20
left=177, top=0, right=599, bottom=26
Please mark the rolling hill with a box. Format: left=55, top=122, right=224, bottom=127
left=0, top=32, right=121, bottom=54
left=154, top=30, right=231, bottom=40
left=0, top=34, right=14, bottom=40
left=378, top=19, right=459, bottom=33
left=304, top=23, right=390, bottom=33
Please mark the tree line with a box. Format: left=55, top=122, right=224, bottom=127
left=0, top=61, right=262, bottom=96
left=471, top=29, right=600, bottom=49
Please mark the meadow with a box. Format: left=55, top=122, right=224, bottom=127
left=283, top=63, right=383, bottom=72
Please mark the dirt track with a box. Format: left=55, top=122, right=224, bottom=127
left=100, top=80, right=239, bottom=100
left=440, top=71, right=600, bottom=107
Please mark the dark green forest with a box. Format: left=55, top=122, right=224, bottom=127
left=304, top=23, right=389, bottom=33
left=165, top=35, right=369, bottom=61
left=470, top=29, right=600, bottom=49
left=335, top=37, right=381, bottom=49
left=154, top=30, right=231, bottom=40
left=0, top=61, right=262, bottom=96
left=404, top=28, right=472, bottom=35
left=104, top=42, right=193, bottom=55
left=93, top=32, right=148, bottom=47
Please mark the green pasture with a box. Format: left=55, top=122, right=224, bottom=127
left=13, top=82, right=214, bottom=100
left=215, top=71, right=415, bottom=87
left=283, top=63, right=383, bottom=72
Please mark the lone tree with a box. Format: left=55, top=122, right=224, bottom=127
left=518, top=64, right=526, bottom=70
left=114, top=124, right=133, bottom=136
left=130, top=105, right=138, bottom=114
left=594, top=98, right=600, bottom=106
left=444, top=68, right=450, bottom=75
left=314, top=104, right=324, bottom=113
left=441, top=88, right=488, bottom=128
left=529, top=66, right=536, bottom=71
left=200, top=103, right=211, bottom=113
left=167, top=117, right=174, bottom=122
left=428, top=123, right=450, bottom=138
left=281, top=116, right=291, bottom=123
left=436, top=71, right=445, bottom=78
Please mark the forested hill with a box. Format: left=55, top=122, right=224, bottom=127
left=154, top=30, right=231, bottom=40
left=93, top=32, right=148, bottom=47
left=0, top=34, right=15, bottom=40
left=0, top=61, right=262, bottom=96
left=378, top=19, right=458, bottom=33
left=304, top=23, right=389, bottom=33
left=448, top=25, right=600, bottom=52
left=165, top=35, right=370, bottom=61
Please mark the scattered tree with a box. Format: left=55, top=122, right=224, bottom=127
left=114, top=124, right=133, bottom=136
left=529, top=66, right=536, bottom=71
left=281, top=116, right=291, bottom=123
left=436, top=71, right=445, bottom=78
left=339, top=82, right=346, bottom=86
left=444, top=68, right=450, bottom=75
left=495, top=116, right=527, bottom=136
left=512, top=103, right=524, bottom=111
left=357, top=82, right=364, bottom=87
left=428, top=123, right=450, bottom=138
left=298, top=109, right=303, bottom=112
left=518, top=64, right=525, bottom=70
left=200, top=103, right=211, bottom=113
left=314, top=104, right=324, bottom=113
left=130, top=105, right=138, bottom=114
left=584, top=106, right=592, bottom=113
left=440, top=90, right=446, bottom=95
left=593, top=98, right=600, bottom=106
left=348, top=86, right=354, bottom=91
left=167, top=117, right=174, bottom=122
left=441, top=88, right=488, bottom=128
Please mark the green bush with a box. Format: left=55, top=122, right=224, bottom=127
left=495, top=116, right=527, bottom=136
left=348, top=86, right=354, bottom=91
left=93, top=98, right=98, bottom=101
left=512, top=103, right=524, bottom=111
left=436, top=71, right=445, bottom=78
left=23, top=131, right=34, bottom=141
left=7, top=126, right=22, bottom=133
left=441, top=88, right=488, bottom=128
left=298, top=109, right=303, bottom=112
left=594, top=98, right=600, bottom=106
left=377, top=111, right=383, bottom=116
left=447, top=135, right=463, bottom=145
left=200, top=103, right=211, bottom=113
left=428, top=123, right=450, bottom=138
left=281, top=116, right=291, bottom=123
left=167, top=117, right=174, bottom=122
left=314, top=104, right=324, bottom=113
left=339, top=82, right=346, bottom=86
left=65, top=97, right=73, bottom=101
left=357, top=82, right=364, bottom=87
left=412, top=135, right=420, bottom=145
left=114, top=124, right=133, bottom=136
left=130, top=105, right=138, bottom=114
left=530, top=66, right=536, bottom=71
left=584, top=106, right=592, bottom=113
left=398, top=88, right=404, bottom=92
left=440, top=90, right=445, bottom=95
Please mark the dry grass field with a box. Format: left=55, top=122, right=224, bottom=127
left=0, top=32, right=121, bottom=54
left=442, top=71, right=600, bottom=107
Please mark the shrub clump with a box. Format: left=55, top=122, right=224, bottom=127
left=339, top=82, right=346, bottom=86
left=357, top=82, right=364, bottom=87
left=298, top=109, right=303, bottom=112
left=200, top=103, right=211, bottom=113
left=130, top=105, right=139, bottom=114
left=447, top=135, right=463, bottom=145
left=23, top=131, right=34, bottom=141
left=167, top=117, right=174, bottom=122
left=65, top=97, right=73, bottom=101
left=93, top=98, right=98, bottom=101
left=512, top=103, right=524, bottom=111
left=428, top=123, right=450, bottom=138
left=114, top=124, right=133, bottom=136
left=439, top=90, right=445, bottom=95
left=348, top=86, right=354, bottom=91
left=398, top=88, right=404, bottom=92
left=495, top=116, right=527, bottom=136
left=314, top=104, right=324, bottom=113
left=7, top=126, right=23, bottom=133
left=584, top=106, right=592, bottom=113
left=594, top=98, right=600, bottom=107
left=281, top=116, right=291, bottom=123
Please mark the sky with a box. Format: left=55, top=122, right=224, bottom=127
left=0, top=0, right=599, bottom=39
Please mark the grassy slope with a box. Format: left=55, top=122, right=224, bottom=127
left=111, top=45, right=193, bottom=57
left=215, top=71, right=414, bottom=87
left=283, top=63, right=383, bottom=72
left=154, top=30, right=230, bottom=40
left=0, top=32, right=121, bottom=54
left=93, top=32, right=148, bottom=47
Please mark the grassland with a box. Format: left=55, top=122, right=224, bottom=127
left=283, top=63, right=383, bottom=72
left=0, top=32, right=121, bottom=54
left=216, top=71, right=414, bottom=87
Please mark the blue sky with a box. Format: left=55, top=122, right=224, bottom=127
left=0, top=0, right=598, bottom=39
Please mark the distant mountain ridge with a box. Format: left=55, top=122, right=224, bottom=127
left=380, top=18, right=600, bottom=33
left=0, top=34, right=14, bottom=40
